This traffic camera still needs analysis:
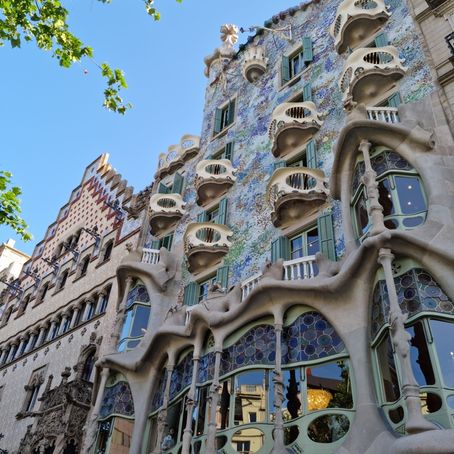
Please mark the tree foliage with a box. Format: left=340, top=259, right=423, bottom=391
left=0, top=171, right=32, bottom=241
left=0, top=0, right=182, bottom=114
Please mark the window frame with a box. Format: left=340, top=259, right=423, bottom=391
left=289, top=225, right=320, bottom=260
left=213, top=98, right=236, bottom=138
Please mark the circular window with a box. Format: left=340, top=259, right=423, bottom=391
left=388, top=406, right=404, bottom=424
left=307, top=414, right=350, bottom=443
left=284, top=426, right=300, bottom=445
left=421, top=392, right=443, bottom=413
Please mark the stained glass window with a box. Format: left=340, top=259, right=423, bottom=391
left=99, top=380, right=134, bottom=419
left=169, top=352, right=194, bottom=401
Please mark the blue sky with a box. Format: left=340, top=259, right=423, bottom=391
left=0, top=0, right=296, bottom=255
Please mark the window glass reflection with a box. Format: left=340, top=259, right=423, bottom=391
left=376, top=333, right=400, bottom=402
left=232, top=428, right=265, bottom=453
left=378, top=178, right=394, bottom=217
left=195, top=386, right=208, bottom=436
left=307, top=361, right=353, bottom=410
left=130, top=306, right=151, bottom=337
left=217, top=380, right=231, bottom=430
left=354, top=191, right=369, bottom=236
left=395, top=176, right=426, bottom=215
left=407, top=322, right=435, bottom=386
left=430, top=320, right=454, bottom=388
left=307, top=414, right=350, bottom=443
left=234, top=371, right=267, bottom=426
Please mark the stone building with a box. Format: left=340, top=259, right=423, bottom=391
left=0, top=239, right=30, bottom=297
left=86, top=0, right=454, bottom=453
left=407, top=0, right=454, bottom=133
left=0, top=154, right=151, bottom=453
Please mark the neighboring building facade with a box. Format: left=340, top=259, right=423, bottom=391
left=0, top=239, right=30, bottom=296
left=87, top=0, right=454, bottom=453
left=407, top=0, right=454, bottom=133
left=0, top=155, right=150, bottom=453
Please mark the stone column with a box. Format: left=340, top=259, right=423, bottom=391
left=6, top=341, right=18, bottom=362
left=181, top=354, right=201, bottom=454
left=272, top=323, right=285, bottom=453
left=36, top=324, right=48, bottom=347
left=153, top=364, right=174, bottom=454
left=0, top=347, right=9, bottom=364
left=58, top=313, right=70, bottom=335
left=378, top=248, right=436, bottom=433
left=25, top=330, right=38, bottom=353
left=46, top=318, right=58, bottom=342
left=82, top=367, right=110, bottom=454
left=206, top=345, right=222, bottom=454
left=17, top=336, right=28, bottom=357
left=359, top=139, right=385, bottom=236
left=70, top=305, right=81, bottom=328
left=111, top=277, right=133, bottom=347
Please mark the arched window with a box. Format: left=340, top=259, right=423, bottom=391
left=118, top=279, right=151, bottom=352
left=82, top=351, right=96, bottom=381
left=95, top=373, right=134, bottom=454
left=351, top=147, right=427, bottom=241
left=80, top=256, right=90, bottom=276
left=371, top=259, right=454, bottom=431
left=40, top=282, right=50, bottom=302
left=58, top=270, right=69, bottom=290
left=17, top=294, right=31, bottom=316
left=102, top=241, right=114, bottom=262
left=99, top=287, right=111, bottom=313
left=150, top=311, right=354, bottom=452
left=86, top=301, right=96, bottom=321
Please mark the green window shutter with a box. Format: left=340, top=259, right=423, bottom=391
left=302, top=37, right=313, bottom=63
left=183, top=282, right=199, bottom=307
left=273, top=160, right=286, bottom=171
left=151, top=240, right=161, bottom=250
left=271, top=237, right=290, bottom=263
left=216, top=265, right=229, bottom=290
left=317, top=213, right=337, bottom=261
left=303, top=82, right=312, bottom=102
left=197, top=211, right=208, bottom=223
left=374, top=32, right=388, bottom=47
left=214, top=108, right=223, bottom=134
left=228, top=99, right=236, bottom=126
left=388, top=92, right=402, bottom=108
left=171, top=172, right=184, bottom=194
left=162, top=233, right=173, bottom=251
left=158, top=183, right=171, bottom=194
left=217, top=198, right=228, bottom=225
left=281, top=56, right=291, bottom=84
left=224, top=142, right=234, bottom=161
left=306, top=140, right=317, bottom=169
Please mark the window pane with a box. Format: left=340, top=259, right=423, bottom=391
left=234, top=371, right=267, bottom=426
left=268, top=368, right=302, bottom=423
left=407, top=322, right=435, bottom=386
left=376, top=333, right=400, bottom=402
left=290, top=236, right=303, bottom=259
left=354, top=191, right=369, bottom=236
left=119, top=310, right=134, bottom=343
left=430, top=319, right=454, bottom=388
left=378, top=178, right=394, bottom=217
left=217, top=380, right=231, bottom=429
left=395, top=176, right=426, bottom=215
left=196, top=387, right=208, bottom=435
left=307, top=361, right=353, bottom=410
left=130, top=306, right=151, bottom=338
left=307, top=228, right=320, bottom=256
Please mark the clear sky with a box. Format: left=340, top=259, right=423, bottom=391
left=0, top=0, right=297, bottom=256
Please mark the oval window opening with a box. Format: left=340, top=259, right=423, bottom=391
left=388, top=406, right=404, bottom=424
left=420, top=392, right=443, bottom=414
left=307, top=414, right=350, bottom=443
left=447, top=395, right=454, bottom=409
left=284, top=426, right=300, bottom=445
left=216, top=436, right=227, bottom=449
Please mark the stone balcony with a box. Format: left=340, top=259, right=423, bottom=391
left=155, top=135, right=200, bottom=180
left=269, top=102, right=323, bottom=159
left=149, top=193, right=186, bottom=237
left=339, top=46, right=406, bottom=107
left=330, top=0, right=390, bottom=53
left=242, top=45, right=269, bottom=83
left=195, top=159, right=237, bottom=207
left=142, top=248, right=161, bottom=265
left=367, top=106, right=400, bottom=123
left=184, top=223, right=233, bottom=273
left=267, top=167, right=329, bottom=228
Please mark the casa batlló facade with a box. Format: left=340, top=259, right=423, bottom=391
left=85, top=0, right=454, bottom=453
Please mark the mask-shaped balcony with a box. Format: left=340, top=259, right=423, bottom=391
left=184, top=223, right=233, bottom=273
left=242, top=45, right=269, bottom=83
left=269, top=102, right=323, bottom=159
left=267, top=167, right=329, bottom=228
left=195, top=159, right=237, bottom=207
left=149, top=193, right=186, bottom=237
left=339, top=46, right=406, bottom=107
left=180, top=134, right=200, bottom=161
left=330, top=0, right=390, bottom=54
